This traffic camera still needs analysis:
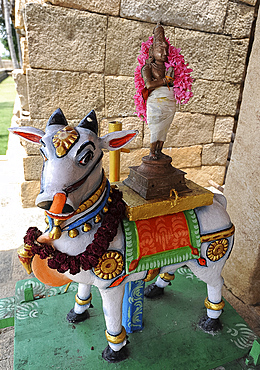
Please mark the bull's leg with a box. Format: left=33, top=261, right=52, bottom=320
left=199, top=278, right=225, bottom=333
left=144, top=272, right=175, bottom=298
left=66, top=283, right=92, bottom=323
left=100, top=285, right=128, bottom=363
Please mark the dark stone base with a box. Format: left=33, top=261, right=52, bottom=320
left=102, top=345, right=129, bottom=363
left=198, top=315, right=223, bottom=333
left=144, top=283, right=164, bottom=298
left=123, top=155, right=191, bottom=200
left=66, top=308, right=89, bottom=323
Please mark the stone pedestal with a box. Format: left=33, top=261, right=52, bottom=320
left=123, top=155, right=190, bottom=200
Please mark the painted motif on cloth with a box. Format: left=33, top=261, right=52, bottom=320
left=123, top=209, right=201, bottom=274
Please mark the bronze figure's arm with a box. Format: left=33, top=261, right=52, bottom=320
left=141, top=64, right=167, bottom=91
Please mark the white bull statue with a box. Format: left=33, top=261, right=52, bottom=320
left=10, top=109, right=235, bottom=363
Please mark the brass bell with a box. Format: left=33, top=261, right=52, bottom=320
left=83, top=223, right=92, bottom=232
left=68, top=229, right=79, bottom=238
left=49, top=226, right=62, bottom=240
left=95, top=214, right=102, bottom=223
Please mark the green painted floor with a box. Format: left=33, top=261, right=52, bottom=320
left=1, top=267, right=259, bottom=369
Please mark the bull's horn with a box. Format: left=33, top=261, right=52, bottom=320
left=78, top=110, right=98, bottom=135
left=47, top=108, right=67, bottom=128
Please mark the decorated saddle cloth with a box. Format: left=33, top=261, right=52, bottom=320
left=122, top=209, right=201, bottom=275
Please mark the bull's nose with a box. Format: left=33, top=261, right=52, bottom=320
left=37, top=193, right=74, bottom=214
left=49, top=193, right=67, bottom=214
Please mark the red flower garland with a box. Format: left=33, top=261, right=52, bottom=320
left=24, top=188, right=125, bottom=275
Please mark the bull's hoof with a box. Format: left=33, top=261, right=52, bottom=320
left=144, top=283, right=164, bottom=298
left=102, top=345, right=128, bottom=363
left=198, top=315, right=222, bottom=333
left=66, top=308, right=89, bottom=323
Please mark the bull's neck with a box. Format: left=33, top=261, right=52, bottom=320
left=46, top=169, right=111, bottom=239
left=74, top=170, right=107, bottom=216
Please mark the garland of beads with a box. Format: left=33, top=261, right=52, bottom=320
left=23, top=187, right=125, bottom=275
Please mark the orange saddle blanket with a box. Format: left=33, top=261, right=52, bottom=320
left=123, top=209, right=201, bottom=274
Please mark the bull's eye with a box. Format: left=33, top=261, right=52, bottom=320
left=79, top=150, right=94, bottom=165
left=40, top=149, right=48, bottom=162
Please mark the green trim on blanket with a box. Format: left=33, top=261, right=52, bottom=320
left=123, top=218, right=139, bottom=271
left=122, top=210, right=201, bottom=275
left=130, top=246, right=197, bottom=274
left=183, top=209, right=201, bottom=250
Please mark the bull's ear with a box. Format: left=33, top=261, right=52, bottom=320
left=78, top=110, right=98, bottom=135
left=8, top=127, right=45, bottom=144
left=46, top=108, right=67, bottom=129
left=100, top=130, right=138, bottom=151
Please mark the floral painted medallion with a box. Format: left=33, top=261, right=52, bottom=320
left=207, top=239, right=229, bottom=262
left=94, top=251, right=124, bottom=280
left=52, top=126, right=79, bottom=157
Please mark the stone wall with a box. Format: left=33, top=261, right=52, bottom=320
left=13, top=0, right=257, bottom=207
left=223, top=6, right=260, bottom=306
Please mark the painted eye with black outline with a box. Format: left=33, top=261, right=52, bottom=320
left=78, top=150, right=94, bottom=165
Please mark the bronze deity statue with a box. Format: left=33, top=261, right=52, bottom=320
left=141, top=24, right=175, bottom=160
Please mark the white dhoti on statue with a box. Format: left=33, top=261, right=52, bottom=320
left=147, top=86, right=176, bottom=143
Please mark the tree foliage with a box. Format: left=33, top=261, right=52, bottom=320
left=0, top=2, right=19, bottom=61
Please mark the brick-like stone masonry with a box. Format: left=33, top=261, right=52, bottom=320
left=13, top=0, right=257, bottom=206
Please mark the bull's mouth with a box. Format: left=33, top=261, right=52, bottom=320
left=38, top=193, right=75, bottom=220
left=46, top=209, right=75, bottom=220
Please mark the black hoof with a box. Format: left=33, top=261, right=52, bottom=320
left=198, top=315, right=222, bottom=333
left=66, top=308, right=89, bottom=323
left=144, top=283, right=164, bottom=298
left=102, top=345, right=128, bottom=363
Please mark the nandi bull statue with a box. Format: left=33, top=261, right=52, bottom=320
left=10, top=108, right=235, bottom=363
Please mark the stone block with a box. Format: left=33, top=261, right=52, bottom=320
left=105, top=19, right=175, bottom=77
left=103, top=148, right=150, bottom=177
left=223, top=9, right=260, bottom=305
left=181, top=165, right=226, bottom=187
left=163, top=145, right=202, bottom=168
left=105, top=76, right=136, bottom=117
left=100, top=117, right=143, bottom=149
left=25, top=4, right=107, bottom=73
left=213, top=116, right=234, bottom=143
left=182, top=79, right=240, bottom=116
left=104, top=145, right=201, bottom=178
left=105, top=18, right=155, bottom=77
left=12, top=69, right=29, bottom=111
left=120, top=0, right=229, bottom=33
left=240, top=0, right=257, bottom=4
left=44, top=0, right=120, bottom=15
left=152, top=112, right=215, bottom=147
left=21, top=37, right=29, bottom=74
left=15, top=0, right=25, bottom=29
left=225, top=39, right=249, bottom=83
left=27, top=69, right=105, bottom=120
left=23, top=155, right=43, bottom=181
left=224, top=2, right=255, bottom=38
left=21, top=180, right=41, bottom=207
left=202, top=143, right=229, bottom=166
left=15, top=0, right=43, bottom=30
left=175, top=29, right=231, bottom=81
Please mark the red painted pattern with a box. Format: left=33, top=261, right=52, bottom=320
left=135, top=212, right=191, bottom=257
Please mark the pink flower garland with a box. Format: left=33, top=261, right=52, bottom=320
left=134, top=36, right=193, bottom=123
